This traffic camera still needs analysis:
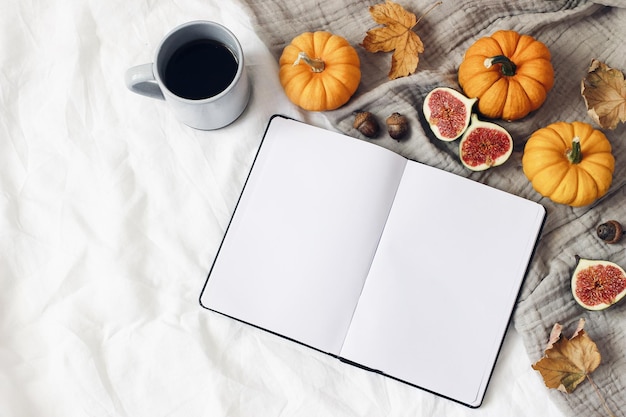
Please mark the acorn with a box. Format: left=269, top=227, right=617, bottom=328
left=596, top=220, right=623, bottom=244
left=353, top=111, right=379, bottom=138
left=386, top=112, right=409, bottom=140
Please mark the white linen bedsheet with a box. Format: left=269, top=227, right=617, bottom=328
left=0, top=1, right=565, bottom=416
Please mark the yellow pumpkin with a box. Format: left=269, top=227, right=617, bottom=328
left=522, top=121, right=614, bottom=207
left=458, top=30, right=554, bottom=121
left=279, top=31, right=361, bottom=111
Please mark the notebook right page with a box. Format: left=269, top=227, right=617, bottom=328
left=339, top=162, right=545, bottom=407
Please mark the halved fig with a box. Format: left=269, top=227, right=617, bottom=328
left=572, top=257, right=626, bottom=310
left=423, top=87, right=477, bottom=141
left=459, top=115, right=513, bottom=171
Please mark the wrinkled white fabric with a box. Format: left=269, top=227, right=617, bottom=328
left=1, top=1, right=570, bottom=416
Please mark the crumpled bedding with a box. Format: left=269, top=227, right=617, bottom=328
left=0, top=0, right=619, bottom=416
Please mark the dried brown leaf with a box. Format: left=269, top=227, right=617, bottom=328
left=532, top=319, right=601, bottom=393
left=362, top=1, right=439, bottom=80
left=581, top=59, right=626, bottom=130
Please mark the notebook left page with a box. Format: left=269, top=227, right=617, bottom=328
left=201, top=116, right=407, bottom=355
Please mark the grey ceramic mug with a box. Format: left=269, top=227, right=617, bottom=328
left=125, top=21, right=250, bottom=130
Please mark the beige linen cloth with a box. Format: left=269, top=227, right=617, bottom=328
left=234, top=0, right=626, bottom=415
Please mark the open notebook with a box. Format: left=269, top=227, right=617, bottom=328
left=200, top=115, right=546, bottom=408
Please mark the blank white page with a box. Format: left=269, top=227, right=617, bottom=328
left=201, top=116, right=407, bottom=355
left=339, top=161, right=545, bottom=407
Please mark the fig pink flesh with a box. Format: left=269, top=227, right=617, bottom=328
left=461, top=127, right=511, bottom=167
left=427, top=90, right=468, bottom=138
left=575, top=264, right=626, bottom=306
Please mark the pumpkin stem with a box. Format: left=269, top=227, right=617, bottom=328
left=484, top=55, right=517, bottom=77
left=566, top=137, right=583, bottom=164
left=293, top=51, right=325, bottom=73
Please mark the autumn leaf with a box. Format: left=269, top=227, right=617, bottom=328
left=532, top=320, right=618, bottom=417
left=532, top=319, right=601, bottom=393
left=581, top=59, right=626, bottom=130
left=361, top=1, right=440, bottom=80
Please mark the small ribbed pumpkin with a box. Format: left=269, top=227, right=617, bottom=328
left=522, top=121, right=614, bottom=207
left=279, top=31, right=361, bottom=111
left=458, top=30, right=554, bottom=121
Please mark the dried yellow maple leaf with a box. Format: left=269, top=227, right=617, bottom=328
left=581, top=59, right=626, bottom=130
left=532, top=319, right=616, bottom=417
left=532, top=319, right=600, bottom=393
left=362, top=1, right=440, bottom=80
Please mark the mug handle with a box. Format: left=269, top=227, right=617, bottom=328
left=125, top=63, right=165, bottom=100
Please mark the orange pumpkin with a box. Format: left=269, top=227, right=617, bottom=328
left=522, top=121, right=614, bottom=207
left=458, top=30, right=554, bottom=121
left=279, top=31, right=361, bottom=111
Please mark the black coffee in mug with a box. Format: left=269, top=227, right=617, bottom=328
left=164, top=39, right=238, bottom=100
